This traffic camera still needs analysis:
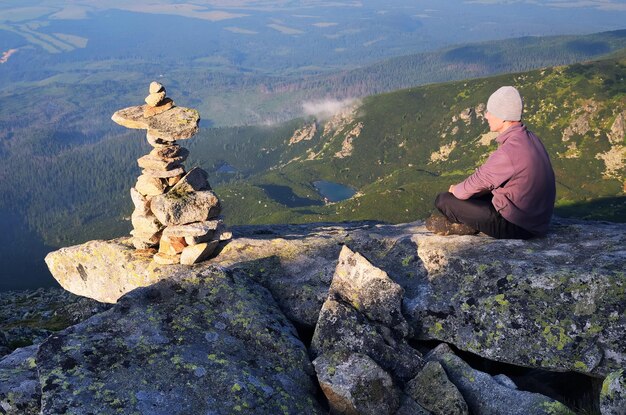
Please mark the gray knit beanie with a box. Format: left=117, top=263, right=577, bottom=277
left=486, top=86, right=523, bottom=121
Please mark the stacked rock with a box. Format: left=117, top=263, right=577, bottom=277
left=111, top=82, right=231, bottom=265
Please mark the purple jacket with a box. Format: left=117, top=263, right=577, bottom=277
left=453, top=124, right=555, bottom=235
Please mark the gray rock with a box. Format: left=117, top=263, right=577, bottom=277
left=311, top=246, right=422, bottom=382
left=493, top=374, right=518, bottom=389
left=600, top=370, right=626, bottom=415
left=37, top=267, right=324, bottom=415
left=130, top=187, right=151, bottom=215
left=330, top=245, right=408, bottom=335
left=142, top=166, right=185, bottom=178
left=168, top=167, right=210, bottom=194
left=163, top=220, right=220, bottom=239
left=405, top=360, right=468, bottom=415
left=135, top=174, right=166, bottom=196
left=149, top=145, right=188, bottom=160
left=151, top=189, right=221, bottom=226
left=137, top=154, right=183, bottom=171
left=313, top=352, right=400, bottom=415
left=131, top=210, right=163, bottom=235
left=0, top=345, right=40, bottom=415
left=425, top=344, right=573, bottom=415
left=395, top=395, right=433, bottom=415
left=146, top=131, right=171, bottom=148
left=407, top=218, right=626, bottom=376
left=45, top=238, right=189, bottom=303
left=45, top=218, right=626, bottom=378
left=0, top=288, right=111, bottom=356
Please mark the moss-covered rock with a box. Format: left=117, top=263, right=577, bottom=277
left=313, top=352, right=400, bottom=415
left=45, top=217, right=626, bottom=378
left=36, top=267, right=323, bottom=414
left=408, top=218, right=626, bottom=376
left=310, top=246, right=422, bottom=382
left=0, top=345, right=40, bottom=415
left=406, top=360, right=468, bottom=415
left=600, top=369, right=626, bottom=415
left=426, top=344, right=573, bottom=415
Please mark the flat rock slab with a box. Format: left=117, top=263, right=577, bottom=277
left=45, top=238, right=188, bottom=303
left=163, top=220, right=221, bottom=238
left=111, top=105, right=199, bottom=140
left=37, top=268, right=323, bottom=415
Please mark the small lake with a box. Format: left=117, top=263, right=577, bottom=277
left=313, top=180, right=356, bottom=202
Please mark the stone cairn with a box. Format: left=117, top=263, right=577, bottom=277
left=111, top=82, right=231, bottom=265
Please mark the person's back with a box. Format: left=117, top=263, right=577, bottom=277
left=490, top=124, right=555, bottom=235
left=426, top=86, right=556, bottom=239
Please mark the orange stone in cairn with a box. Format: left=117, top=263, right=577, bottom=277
left=159, top=235, right=187, bottom=255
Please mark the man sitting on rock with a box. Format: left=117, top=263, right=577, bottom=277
left=426, top=86, right=556, bottom=239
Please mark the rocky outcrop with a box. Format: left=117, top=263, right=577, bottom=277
left=409, top=219, right=626, bottom=377
left=289, top=122, right=317, bottom=145
left=46, top=219, right=626, bottom=376
left=41, top=217, right=626, bottom=413
left=311, top=246, right=422, bottom=382
left=35, top=267, right=322, bottom=414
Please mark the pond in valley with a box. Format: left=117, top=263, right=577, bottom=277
left=312, top=181, right=356, bottom=203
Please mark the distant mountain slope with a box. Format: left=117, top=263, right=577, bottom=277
left=261, top=30, right=626, bottom=119
left=187, top=52, right=625, bottom=225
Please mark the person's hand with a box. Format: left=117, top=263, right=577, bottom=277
left=449, top=184, right=455, bottom=193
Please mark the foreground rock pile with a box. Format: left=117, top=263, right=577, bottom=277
left=18, top=218, right=624, bottom=414
left=111, top=82, right=230, bottom=265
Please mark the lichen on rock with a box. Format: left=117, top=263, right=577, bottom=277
left=36, top=267, right=323, bottom=414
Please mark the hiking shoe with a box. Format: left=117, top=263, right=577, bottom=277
left=425, top=213, right=478, bottom=236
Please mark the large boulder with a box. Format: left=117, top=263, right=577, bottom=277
left=36, top=267, right=323, bottom=414
left=408, top=219, right=626, bottom=376
left=45, top=238, right=188, bottom=303
left=310, top=246, right=422, bottom=382
left=425, top=344, right=572, bottom=415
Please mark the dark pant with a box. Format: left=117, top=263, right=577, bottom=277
left=435, top=192, right=534, bottom=240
